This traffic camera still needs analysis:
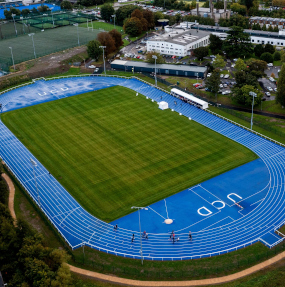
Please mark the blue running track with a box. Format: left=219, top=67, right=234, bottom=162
left=0, top=75, right=285, bottom=260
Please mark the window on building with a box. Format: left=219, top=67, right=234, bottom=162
left=252, top=39, right=254, bottom=42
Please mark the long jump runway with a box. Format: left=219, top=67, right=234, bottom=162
left=0, top=76, right=285, bottom=260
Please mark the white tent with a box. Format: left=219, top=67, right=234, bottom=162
left=159, top=101, right=169, bottom=110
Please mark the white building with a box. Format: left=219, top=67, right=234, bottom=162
left=146, top=28, right=211, bottom=57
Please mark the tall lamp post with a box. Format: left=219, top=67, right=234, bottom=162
left=9, top=47, right=15, bottom=71
left=0, top=103, right=2, bottom=121
left=249, top=91, right=257, bottom=130
left=152, top=55, right=157, bottom=87
left=73, top=23, right=80, bottom=46
left=28, top=33, right=36, bottom=59
left=50, top=7, right=55, bottom=28
left=131, top=206, right=148, bottom=265
left=12, top=13, right=17, bottom=36
left=99, top=46, right=106, bottom=75
left=111, top=14, right=116, bottom=29
left=30, top=158, right=41, bottom=208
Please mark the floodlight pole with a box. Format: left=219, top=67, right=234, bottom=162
left=131, top=206, right=148, bottom=265
left=51, top=7, right=55, bottom=28
left=152, top=55, right=157, bottom=87
left=9, top=47, right=15, bottom=71
left=249, top=91, right=257, bottom=130
left=99, top=46, right=106, bottom=75
left=12, top=13, right=17, bottom=36
left=112, top=14, right=116, bottom=29
left=0, top=103, right=2, bottom=121
left=30, top=158, right=41, bottom=208
left=74, top=23, right=80, bottom=46
left=28, top=33, right=36, bottom=59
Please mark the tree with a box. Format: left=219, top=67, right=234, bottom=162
left=223, top=26, right=253, bottom=58
left=142, top=9, right=155, bottom=29
left=193, top=46, right=209, bottom=61
left=38, top=5, right=49, bottom=12
left=175, top=13, right=181, bottom=23
left=235, top=70, right=258, bottom=88
left=146, top=51, right=164, bottom=64
left=235, top=58, right=247, bottom=72
left=101, top=4, right=115, bottom=22
left=273, top=51, right=281, bottom=61
left=21, top=9, right=30, bottom=16
left=241, top=0, right=254, bottom=10
left=276, top=64, right=285, bottom=108
left=247, top=58, right=267, bottom=73
left=209, top=34, right=223, bottom=55
left=60, top=0, right=73, bottom=10
left=260, top=52, right=274, bottom=63
left=87, top=40, right=102, bottom=61
left=124, top=17, right=142, bottom=37
left=254, top=44, right=264, bottom=58
left=98, top=32, right=116, bottom=56
left=230, top=3, right=247, bottom=15
left=264, top=43, right=275, bottom=54
left=205, top=68, right=220, bottom=101
left=109, top=29, right=123, bottom=49
left=115, top=5, right=140, bottom=26
left=212, top=54, right=226, bottom=70
left=131, top=9, right=143, bottom=19
left=232, top=84, right=262, bottom=106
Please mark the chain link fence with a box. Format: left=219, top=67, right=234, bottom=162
left=70, top=242, right=285, bottom=280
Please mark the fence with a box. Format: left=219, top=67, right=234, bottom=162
left=0, top=11, right=98, bottom=40
left=220, top=107, right=285, bottom=139
left=70, top=242, right=285, bottom=280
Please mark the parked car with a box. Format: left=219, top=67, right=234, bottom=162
left=269, top=77, right=275, bottom=82
left=231, top=64, right=235, bottom=68
left=267, top=63, right=273, bottom=67
left=224, top=74, right=230, bottom=79
left=210, top=55, right=216, bottom=58
left=219, top=84, right=224, bottom=88
left=274, top=87, right=278, bottom=92
left=88, top=65, right=96, bottom=69
left=222, top=90, right=231, bottom=95
left=267, top=86, right=273, bottom=91
left=94, top=68, right=99, bottom=73
left=265, top=92, right=271, bottom=97
left=207, top=73, right=211, bottom=77
left=220, top=74, right=224, bottom=78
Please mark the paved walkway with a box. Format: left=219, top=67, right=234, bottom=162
left=3, top=170, right=285, bottom=286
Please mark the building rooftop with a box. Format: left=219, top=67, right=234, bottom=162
left=111, top=60, right=207, bottom=73
left=147, top=29, right=211, bottom=45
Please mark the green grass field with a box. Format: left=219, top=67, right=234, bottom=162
left=2, top=86, right=257, bottom=222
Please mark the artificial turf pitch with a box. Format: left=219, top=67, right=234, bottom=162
left=2, top=86, right=257, bottom=222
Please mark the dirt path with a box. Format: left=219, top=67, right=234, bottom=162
left=2, top=173, right=16, bottom=226
left=4, top=171, right=285, bottom=286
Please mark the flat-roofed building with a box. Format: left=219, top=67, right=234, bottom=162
left=146, top=29, right=211, bottom=57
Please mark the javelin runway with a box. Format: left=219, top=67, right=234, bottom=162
left=0, top=76, right=284, bottom=260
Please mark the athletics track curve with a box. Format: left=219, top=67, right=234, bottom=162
left=0, top=76, right=284, bottom=261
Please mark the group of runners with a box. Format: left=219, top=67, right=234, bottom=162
left=114, top=224, right=193, bottom=243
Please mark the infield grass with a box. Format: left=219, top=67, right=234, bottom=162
left=2, top=86, right=257, bottom=222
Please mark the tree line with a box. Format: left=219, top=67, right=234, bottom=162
left=0, top=165, right=72, bottom=286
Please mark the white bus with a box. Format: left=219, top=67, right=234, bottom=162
left=171, top=88, right=208, bottom=110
